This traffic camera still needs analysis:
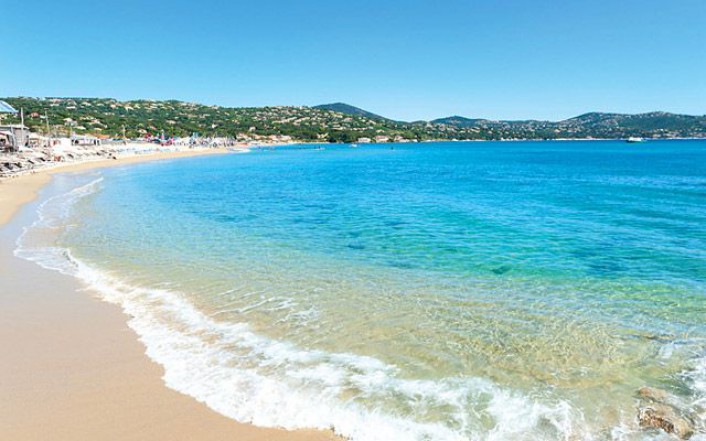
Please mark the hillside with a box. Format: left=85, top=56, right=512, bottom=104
left=430, top=116, right=492, bottom=127
left=562, top=112, right=706, bottom=133
left=1, top=97, right=412, bottom=143
left=313, top=103, right=388, bottom=121
left=1, top=97, right=704, bottom=142
left=431, top=111, right=706, bottom=139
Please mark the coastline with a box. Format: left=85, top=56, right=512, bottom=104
left=0, top=148, right=231, bottom=225
left=0, top=149, right=339, bottom=441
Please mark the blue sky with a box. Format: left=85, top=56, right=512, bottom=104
left=2, top=0, right=705, bottom=121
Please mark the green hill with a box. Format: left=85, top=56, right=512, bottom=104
left=313, top=103, right=388, bottom=121
left=431, top=116, right=492, bottom=127
left=1, top=97, right=704, bottom=142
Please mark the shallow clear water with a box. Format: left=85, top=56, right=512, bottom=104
left=18, top=141, right=706, bottom=440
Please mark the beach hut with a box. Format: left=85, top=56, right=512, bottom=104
left=0, top=129, right=15, bottom=151
left=27, top=132, right=48, bottom=149
left=71, top=134, right=102, bottom=147
left=0, top=125, right=30, bottom=152
left=0, top=100, right=20, bottom=151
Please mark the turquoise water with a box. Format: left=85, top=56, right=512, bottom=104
left=19, top=141, right=706, bottom=440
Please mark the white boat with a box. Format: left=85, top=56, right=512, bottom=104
left=626, top=137, right=644, bottom=143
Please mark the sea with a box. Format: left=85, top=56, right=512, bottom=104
left=16, top=140, right=706, bottom=440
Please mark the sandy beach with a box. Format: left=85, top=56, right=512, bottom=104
left=0, top=149, right=338, bottom=441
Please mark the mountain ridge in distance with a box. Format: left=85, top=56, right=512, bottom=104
left=313, top=102, right=389, bottom=121
left=323, top=102, right=706, bottom=133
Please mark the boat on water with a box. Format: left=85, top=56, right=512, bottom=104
left=626, top=137, right=645, bottom=143
left=350, top=143, right=359, bottom=148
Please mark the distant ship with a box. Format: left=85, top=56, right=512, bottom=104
left=626, top=137, right=644, bottom=143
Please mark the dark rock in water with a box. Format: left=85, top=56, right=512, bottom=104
left=491, top=265, right=511, bottom=275
left=638, top=403, right=695, bottom=439
left=387, top=260, right=415, bottom=269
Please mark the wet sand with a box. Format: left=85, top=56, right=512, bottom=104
left=0, top=150, right=339, bottom=440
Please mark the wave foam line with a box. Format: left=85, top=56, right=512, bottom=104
left=35, top=252, right=583, bottom=440
left=14, top=175, right=104, bottom=267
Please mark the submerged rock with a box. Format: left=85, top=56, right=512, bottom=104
left=637, top=387, right=695, bottom=439
left=638, top=386, right=671, bottom=402
left=638, top=403, right=694, bottom=439
left=491, top=265, right=511, bottom=275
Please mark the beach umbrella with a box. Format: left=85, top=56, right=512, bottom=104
left=0, top=101, right=26, bottom=150
left=0, top=100, right=18, bottom=114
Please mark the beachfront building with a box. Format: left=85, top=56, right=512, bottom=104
left=71, top=135, right=102, bottom=147
left=267, top=134, right=293, bottom=143
left=0, top=130, right=14, bottom=151
left=0, top=124, right=30, bottom=152
left=27, top=132, right=50, bottom=149
left=0, top=100, right=23, bottom=152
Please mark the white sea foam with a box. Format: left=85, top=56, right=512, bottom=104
left=19, top=249, right=582, bottom=440
left=683, top=354, right=706, bottom=436
left=18, top=176, right=706, bottom=440
left=658, top=339, right=706, bottom=435
left=14, top=175, right=103, bottom=272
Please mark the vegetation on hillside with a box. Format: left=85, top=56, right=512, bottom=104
left=2, top=97, right=704, bottom=142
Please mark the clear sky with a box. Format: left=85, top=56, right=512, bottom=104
left=2, top=0, right=705, bottom=121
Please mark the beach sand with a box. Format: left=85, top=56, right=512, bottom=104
left=0, top=150, right=339, bottom=441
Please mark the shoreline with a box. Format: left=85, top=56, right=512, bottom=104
left=0, top=149, right=339, bottom=441
left=0, top=148, right=232, bottom=225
